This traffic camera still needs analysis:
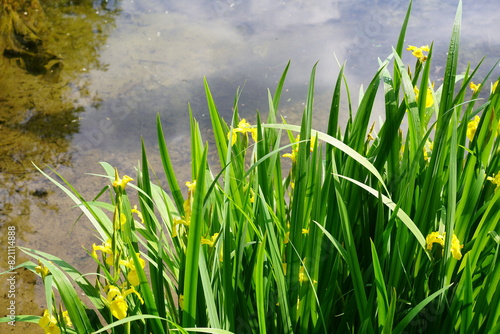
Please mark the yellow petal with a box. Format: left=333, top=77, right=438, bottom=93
left=310, top=136, right=317, bottom=151
left=250, top=128, right=258, bottom=142
left=105, top=255, right=115, bottom=266
left=186, top=180, right=197, bottom=192
left=238, top=119, right=251, bottom=129
left=128, top=270, right=140, bottom=286
left=492, top=80, right=498, bottom=93
left=451, top=235, right=464, bottom=260
left=183, top=199, right=191, bottom=215
left=228, top=129, right=238, bottom=146
left=425, top=87, right=434, bottom=108
left=201, top=238, right=214, bottom=247
left=487, top=171, right=500, bottom=189
left=282, top=153, right=295, bottom=162
left=93, top=239, right=115, bottom=265
left=62, top=310, right=72, bottom=327
left=470, top=82, right=481, bottom=94
left=298, top=266, right=307, bottom=282
left=426, top=231, right=463, bottom=260
left=467, top=115, right=481, bottom=141
left=91, top=243, right=99, bottom=259
left=131, top=206, right=144, bottom=225
left=138, top=256, right=146, bottom=268
left=412, top=49, right=424, bottom=59
left=413, top=86, right=420, bottom=98
left=39, top=310, right=60, bottom=334
left=426, top=231, right=445, bottom=250
left=110, top=296, right=128, bottom=319
left=113, top=171, right=134, bottom=190
left=35, top=260, right=50, bottom=278
left=123, top=287, right=144, bottom=304
left=201, top=232, right=219, bottom=247
left=451, top=248, right=462, bottom=260
left=120, top=213, right=127, bottom=227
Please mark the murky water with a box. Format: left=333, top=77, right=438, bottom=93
left=1, top=0, right=499, bottom=331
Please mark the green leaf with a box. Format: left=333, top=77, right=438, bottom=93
left=370, top=240, right=389, bottom=330
left=93, top=314, right=167, bottom=333
left=393, top=284, right=453, bottom=334
left=459, top=257, right=473, bottom=333
left=254, top=234, right=267, bottom=334
left=182, top=146, right=208, bottom=327
left=262, top=124, right=390, bottom=195
left=157, top=113, right=185, bottom=215
left=333, top=174, right=427, bottom=250
left=129, top=245, right=166, bottom=333
left=205, top=78, right=229, bottom=170
left=18, top=250, right=95, bottom=333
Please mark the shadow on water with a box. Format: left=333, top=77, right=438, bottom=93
left=0, top=0, right=499, bottom=332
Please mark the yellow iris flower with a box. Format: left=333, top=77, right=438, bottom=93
left=131, top=205, right=144, bottom=225
left=35, top=259, right=51, bottom=279
left=414, top=85, right=434, bottom=108
left=62, top=311, right=72, bottom=327
left=467, top=115, right=480, bottom=141
left=38, top=309, right=72, bottom=334
left=172, top=181, right=196, bottom=238
left=282, top=152, right=297, bottom=163
left=282, top=135, right=299, bottom=162
left=298, top=265, right=317, bottom=284
left=282, top=135, right=317, bottom=162
left=104, top=285, right=143, bottom=320
left=367, top=122, right=376, bottom=141
left=201, top=233, right=220, bottom=247
left=426, top=231, right=464, bottom=260
left=119, top=254, right=146, bottom=286
left=172, top=217, right=190, bottom=238
left=423, top=140, right=434, bottom=163
left=39, top=310, right=60, bottom=334
left=228, top=119, right=258, bottom=146
left=112, top=168, right=134, bottom=190
left=298, top=266, right=307, bottom=283
left=470, top=82, right=481, bottom=94
left=407, top=45, right=430, bottom=62
left=186, top=180, right=196, bottom=193
left=492, top=80, right=498, bottom=93
left=92, top=239, right=115, bottom=266
left=487, top=171, right=500, bottom=190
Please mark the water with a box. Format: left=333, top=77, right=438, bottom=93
left=1, top=0, right=499, bottom=331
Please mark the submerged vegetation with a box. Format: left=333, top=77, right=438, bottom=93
left=2, top=1, right=500, bottom=333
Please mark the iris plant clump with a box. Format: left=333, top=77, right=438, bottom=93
left=2, top=1, right=499, bottom=333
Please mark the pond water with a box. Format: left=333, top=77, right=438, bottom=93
left=1, top=0, right=499, bottom=331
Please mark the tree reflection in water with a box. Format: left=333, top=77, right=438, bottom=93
left=0, top=1, right=119, bottom=332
